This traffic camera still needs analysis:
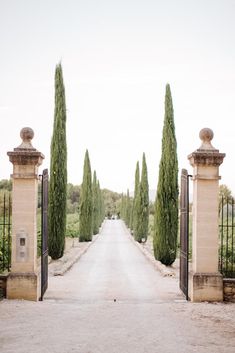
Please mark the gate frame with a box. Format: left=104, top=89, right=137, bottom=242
left=40, top=169, right=49, bottom=301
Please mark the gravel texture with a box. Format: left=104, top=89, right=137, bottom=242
left=0, top=220, right=235, bottom=353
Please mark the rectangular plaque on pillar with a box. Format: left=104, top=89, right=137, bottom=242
left=16, top=230, right=29, bottom=262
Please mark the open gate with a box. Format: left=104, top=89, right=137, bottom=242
left=40, top=169, right=48, bottom=301
left=180, top=169, right=190, bottom=300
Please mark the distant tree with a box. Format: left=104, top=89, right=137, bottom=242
left=67, top=183, right=80, bottom=214
left=92, top=171, right=99, bottom=235
left=97, top=180, right=104, bottom=226
left=79, top=150, right=93, bottom=241
left=149, top=201, right=155, bottom=216
left=102, top=189, right=122, bottom=217
left=0, top=179, right=12, bottom=191
left=120, top=193, right=124, bottom=220
left=153, top=84, right=178, bottom=265
left=132, top=161, right=140, bottom=234
left=125, top=189, right=131, bottom=227
left=48, top=63, right=67, bottom=259
left=219, top=184, right=233, bottom=213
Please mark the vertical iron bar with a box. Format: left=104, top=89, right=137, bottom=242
left=226, top=197, right=229, bottom=276
left=40, top=174, right=43, bottom=301
left=3, top=194, right=6, bottom=271
left=220, top=196, right=224, bottom=274
left=232, top=198, right=234, bottom=277
left=7, top=194, right=11, bottom=271
left=186, top=174, right=190, bottom=301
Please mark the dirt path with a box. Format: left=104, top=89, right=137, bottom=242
left=0, top=220, right=235, bottom=353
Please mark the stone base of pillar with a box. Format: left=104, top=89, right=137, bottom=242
left=189, top=272, right=223, bottom=302
left=7, top=272, right=40, bottom=301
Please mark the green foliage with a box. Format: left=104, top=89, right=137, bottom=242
left=132, top=161, right=140, bottom=233
left=97, top=181, right=105, bottom=226
left=125, top=189, right=131, bottom=227
left=0, top=191, right=11, bottom=273
left=0, top=179, right=12, bottom=191
left=66, top=213, right=79, bottom=237
left=153, top=84, right=178, bottom=265
left=140, top=153, right=149, bottom=241
left=219, top=184, right=232, bottom=214
left=0, top=190, right=11, bottom=215
left=48, top=63, right=67, bottom=260
left=67, top=183, right=80, bottom=214
left=149, top=201, right=155, bottom=215
left=102, top=189, right=122, bottom=218
left=134, top=154, right=149, bottom=242
left=79, top=150, right=93, bottom=242
left=92, top=171, right=100, bottom=235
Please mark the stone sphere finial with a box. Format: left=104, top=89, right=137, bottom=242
left=17, top=127, right=35, bottom=150
left=199, top=128, right=215, bottom=150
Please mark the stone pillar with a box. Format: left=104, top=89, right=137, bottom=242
left=188, top=128, right=225, bottom=302
left=7, top=128, right=44, bottom=301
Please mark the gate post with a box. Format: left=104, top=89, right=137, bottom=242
left=188, top=128, right=225, bottom=302
left=7, top=128, right=44, bottom=301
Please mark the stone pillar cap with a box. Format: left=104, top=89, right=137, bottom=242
left=14, top=127, right=37, bottom=151
left=188, top=127, right=225, bottom=167
left=197, top=128, right=218, bottom=152
left=7, top=127, right=45, bottom=167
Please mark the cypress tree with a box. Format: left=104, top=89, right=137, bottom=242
left=92, top=170, right=99, bottom=235
left=139, top=153, right=149, bottom=241
left=48, top=63, right=67, bottom=260
left=133, top=161, right=140, bottom=238
left=125, top=189, right=131, bottom=227
left=153, top=84, right=178, bottom=265
left=134, top=154, right=149, bottom=242
left=79, top=150, right=93, bottom=242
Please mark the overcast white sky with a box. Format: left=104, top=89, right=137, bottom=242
left=0, top=0, right=235, bottom=194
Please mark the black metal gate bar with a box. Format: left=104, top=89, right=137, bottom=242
left=7, top=194, right=11, bottom=271
left=0, top=193, right=11, bottom=273
left=180, top=169, right=190, bottom=300
left=40, top=169, right=48, bottom=301
left=2, top=194, right=6, bottom=270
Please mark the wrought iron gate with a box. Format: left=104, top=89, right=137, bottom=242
left=219, top=196, right=235, bottom=278
left=0, top=194, right=11, bottom=273
left=40, top=169, right=48, bottom=301
left=180, top=169, right=190, bottom=300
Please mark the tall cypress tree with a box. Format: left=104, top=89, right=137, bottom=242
left=48, top=63, right=67, bottom=260
left=92, top=170, right=99, bottom=235
left=79, top=150, right=93, bottom=242
left=134, top=154, right=149, bottom=242
left=132, top=161, right=140, bottom=234
left=153, top=84, right=178, bottom=265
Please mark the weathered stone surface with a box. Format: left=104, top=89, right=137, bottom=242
left=7, top=272, right=40, bottom=301
left=190, top=272, right=223, bottom=302
left=223, top=279, right=235, bottom=302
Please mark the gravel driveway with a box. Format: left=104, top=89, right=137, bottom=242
left=0, top=220, right=235, bottom=353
